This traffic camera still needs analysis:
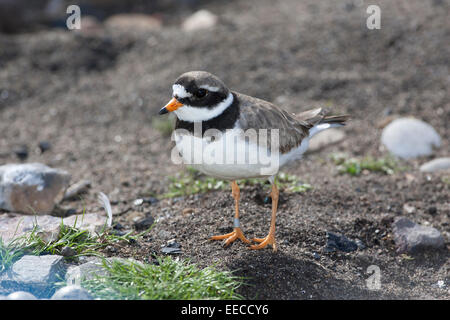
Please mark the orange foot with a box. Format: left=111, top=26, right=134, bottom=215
left=210, top=228, right=250, bottom=247
left=250, top=233, right=277, bottom=252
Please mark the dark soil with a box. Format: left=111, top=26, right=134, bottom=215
left=0, top=0, right=449, bottom=299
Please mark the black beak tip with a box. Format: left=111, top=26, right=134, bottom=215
left=158, top=107, right=168, bottom=115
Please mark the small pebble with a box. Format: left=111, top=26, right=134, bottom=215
left=161, top=247, right=182, bottom=254
left=144, top=197, right=159, bottom=205
left=14, top=145, right=28, bottom=160
left=105, top=245, right=118, bottom=253
left=38, top=141, right=51, bottom=153
left=113, top=222, right=124, bottom=230
left=60, top=246, right=77, bottom=257
left=427, top=206, right=437, bottom=215
left=134, top=216, right=155, bottom=231
left=161, top=239, right=182, bottom=254
left=182, top=208, right=195, bottom=215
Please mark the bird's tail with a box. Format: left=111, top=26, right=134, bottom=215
left=295, top=108, right=349, bottom=138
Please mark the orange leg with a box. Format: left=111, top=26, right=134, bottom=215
left=210, top=181, right=250, bottom=246
left=250, top=183, right=278, bottom=252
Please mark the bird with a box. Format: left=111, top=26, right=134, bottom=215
left=159, top=71, right=348, bottom=252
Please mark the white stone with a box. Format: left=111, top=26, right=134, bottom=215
left=419, top=157, right=450, bottom=173
left=381, top=118, right=441, bottom=159
left=7, top=291, right=37, bottom=300
left=51, top=285, right=93, bottom=300
left=308, top=128, right=346, bottom=153
left=182, top=10, right=218, bottom=32
left=0, top=163, right=71, bottom=214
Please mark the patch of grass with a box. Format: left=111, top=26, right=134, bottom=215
left=161, top=167, right=311, bottom=198
left=441, top=176, right=450, bottom=185
left=4, top=219, right=153, bottom=262
left=80, top=257, right=244, bottom=300
left=162, top=167, right=227, bottom=198
left=275, top=172, right=313, bottom=192
left=331, top=153, right=400, bottom=176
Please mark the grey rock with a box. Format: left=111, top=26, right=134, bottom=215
left=60, top=246, right=77, bottom=257
left=419, top=157, right=450, bottom=173
left=65, top=258, right=107, bottom=285
left=0, top=163, right=71, bottom=214
left=381, top=118, right=441, bottom=159
left=0, top=255, right=65, bottom=298
left=7, top=291, right=37, bottom=300
left=51, top=285, right=93, bottom=300
left=392, top=217, right=445, bottom=253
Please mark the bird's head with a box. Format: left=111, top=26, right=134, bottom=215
left=159, top=71, right=233, bottom=122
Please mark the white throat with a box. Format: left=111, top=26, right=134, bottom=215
left=174, top=92, right=233, bottom=122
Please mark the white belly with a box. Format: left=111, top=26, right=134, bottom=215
left=172, top=128, right=309, bottom=180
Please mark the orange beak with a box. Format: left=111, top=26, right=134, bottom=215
left=159, top=97, right=183, bottom=115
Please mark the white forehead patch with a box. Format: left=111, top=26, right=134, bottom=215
left=172, top=84, right=192, bottom=98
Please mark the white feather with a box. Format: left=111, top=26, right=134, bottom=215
left=97, top=192, right=112, bottom=228
left=308, top=123, right=342, bottom=138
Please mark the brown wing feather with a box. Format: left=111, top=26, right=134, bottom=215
left=235, top=92, right=309, bottom=153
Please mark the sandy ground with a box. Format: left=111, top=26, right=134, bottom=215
left=0, top=0, right=449, bottom=299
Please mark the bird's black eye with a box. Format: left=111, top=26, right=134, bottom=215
left=195, top=88, right=207, bottom=98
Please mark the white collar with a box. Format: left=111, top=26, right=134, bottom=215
left=174, top=92, right=233, bottom=122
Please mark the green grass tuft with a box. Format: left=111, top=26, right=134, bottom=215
left=331, top=153, right=401, bottom=176
left=161, top=167, right=311, bottom=198
left=2, top=220, right=153, bottom=264
left=80, top=257, right=244, bottom=300
left=0, top=237, right=24, bottom=274
left=441, top=175, right=450, bottom=185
